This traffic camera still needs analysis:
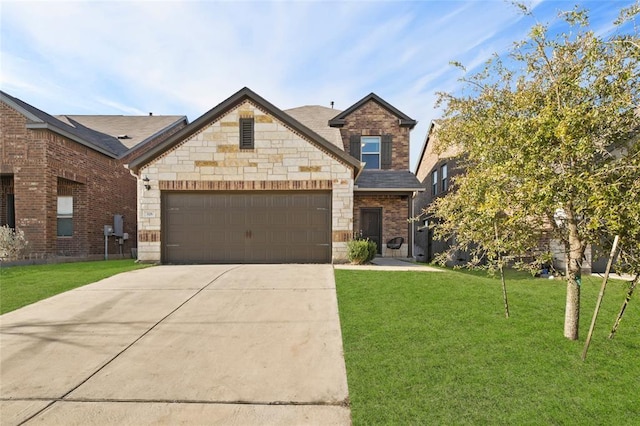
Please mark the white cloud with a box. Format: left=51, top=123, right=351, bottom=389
left=2, top=0, right=635, bottom=164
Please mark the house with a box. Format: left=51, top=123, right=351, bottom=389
left=413, top=121, right=467, bottom=265
left=128, top=87, right=423, bottom=264
left=413, top=120, right=616, bottom=273
left=0, top=91, right=187, bottom=260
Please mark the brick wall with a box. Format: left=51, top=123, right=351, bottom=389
left=1, top=101, right=138, bottom=258
left=413, top=127, right=463, bottom=261
left=354, top=194, right=410, bottom=257
left=338, top=100, right=411, bottom=170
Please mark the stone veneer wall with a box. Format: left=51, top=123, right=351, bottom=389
left=137, top=101, right=354, bottom=263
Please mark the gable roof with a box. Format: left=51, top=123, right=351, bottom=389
left=1, top=90, right=127, bottom=157
left=55, top=115, right=187, bottom=150
left=328, top=93, right=417, bottom=129
left=128, top=87, right=362, bottom=174
left=414, top=120, right=440, bottom=175
left=1, top=90, right=186, bottom=158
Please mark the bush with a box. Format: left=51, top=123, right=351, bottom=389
left=0, top=226, right=29, bottom=261
left=347, top=239, right=377, bottom=264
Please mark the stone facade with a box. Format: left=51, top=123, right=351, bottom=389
left=137, top=100, right=354, bottom=263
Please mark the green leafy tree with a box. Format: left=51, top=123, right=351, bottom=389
left=429, top=3, right=640, bottom=340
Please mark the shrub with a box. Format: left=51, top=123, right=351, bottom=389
left=0, top=226, right=29, bottom=261
left=347, top=238, right=377, bottom=264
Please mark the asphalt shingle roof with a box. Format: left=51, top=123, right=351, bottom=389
left=355, top=169, right=424, bottom=191
left=55, top=115, right=186, bottom=150
left=283, top=106, right=344, bottom=148
left=1, top=90, right=128, bottom=157
left=1, top=90, right=186, bottom=158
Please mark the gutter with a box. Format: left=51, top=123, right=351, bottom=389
left=118, top=116, right=188, bottom=160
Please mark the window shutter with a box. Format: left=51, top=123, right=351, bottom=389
left=350, top=134, right=361, bottom=159
left=381, top=134, right=392, bottom=169
left=239, top=118, right=254, bottom=149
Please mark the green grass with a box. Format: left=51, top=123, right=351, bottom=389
left=336, top=268, right=640, bottom=425
left=0, top=260, right=151, bottom=314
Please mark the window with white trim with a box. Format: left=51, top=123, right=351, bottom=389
left=441, top=163, right=448, bottom=192
left=432, top=169, right=438, bottom=195
left=361, top=136, right=381, bottom=169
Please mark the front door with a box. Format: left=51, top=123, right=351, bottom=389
left=360, top=208, right=382, bottom=255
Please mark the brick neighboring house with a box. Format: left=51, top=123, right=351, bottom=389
left=0, top=90, right=187, bottom=260
left=128, top=87, right=423, bottom=264
left=413, top=121, right=467, bottom=265
left=413, top=120, right=617, bottom=273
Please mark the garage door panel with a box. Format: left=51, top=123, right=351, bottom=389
left=229, top=196, right=248, bottom=208
left=270, top=213, right=288, bottom=226
left=228, top=211, right=247, bottom=227
left=270, top=231, right=288, bottom=244
left=287, top=212, right=308, bottom=226
left=162, top=192, right=331, bottom=264
left=310, top=210, right=329, bottom=226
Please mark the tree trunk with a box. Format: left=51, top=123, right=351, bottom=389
left=564, top=272, right=581, bottom=340
left=564, top=209, right=585, bottom=340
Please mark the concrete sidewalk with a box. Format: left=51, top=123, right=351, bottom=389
left=0, top=265, right=350, bottom=425
left=334, top=257, right=442, bottom=272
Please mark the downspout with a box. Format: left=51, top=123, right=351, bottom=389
left=408, top=194, right=414, bottom=258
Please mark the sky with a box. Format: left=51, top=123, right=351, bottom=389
left=1, top=0, right=636, bottom=169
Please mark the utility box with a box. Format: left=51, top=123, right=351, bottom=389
left=104, top=225, right=113, bottom=236
left=113, top=215, right=124, bottom=237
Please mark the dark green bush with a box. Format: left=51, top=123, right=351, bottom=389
left=347, top=239, right=377, bottom=264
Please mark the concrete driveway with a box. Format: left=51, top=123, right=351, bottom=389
left=0, top=265, right=350, bottom=425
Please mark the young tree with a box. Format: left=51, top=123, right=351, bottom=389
left=429, top=167, right=545, bottom=319
left=430, top=4, right=640, bottom=340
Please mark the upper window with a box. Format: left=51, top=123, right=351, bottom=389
left=432, top=169, right=438, bottom=196
left=441, top=164, right=448, bottom=192
left=239, top=117, right=254, bottom=149
left=361, top=136, right=381, bottom=169
left=57, top=196, right=73, bottom=237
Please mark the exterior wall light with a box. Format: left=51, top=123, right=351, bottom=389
left=143, top=176, right=151, bottom=191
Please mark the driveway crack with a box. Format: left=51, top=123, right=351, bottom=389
left=16, top=265, right=243, bottom=426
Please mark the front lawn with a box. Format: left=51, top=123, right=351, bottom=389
left=335, top=268, right=639, bottom=425
left=0, top=260, right=151, bottom=314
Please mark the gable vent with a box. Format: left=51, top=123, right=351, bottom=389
left=239, top=117, right=254, bottom=149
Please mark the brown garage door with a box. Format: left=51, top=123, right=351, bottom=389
left=161, top=191, right=331, bottom=264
